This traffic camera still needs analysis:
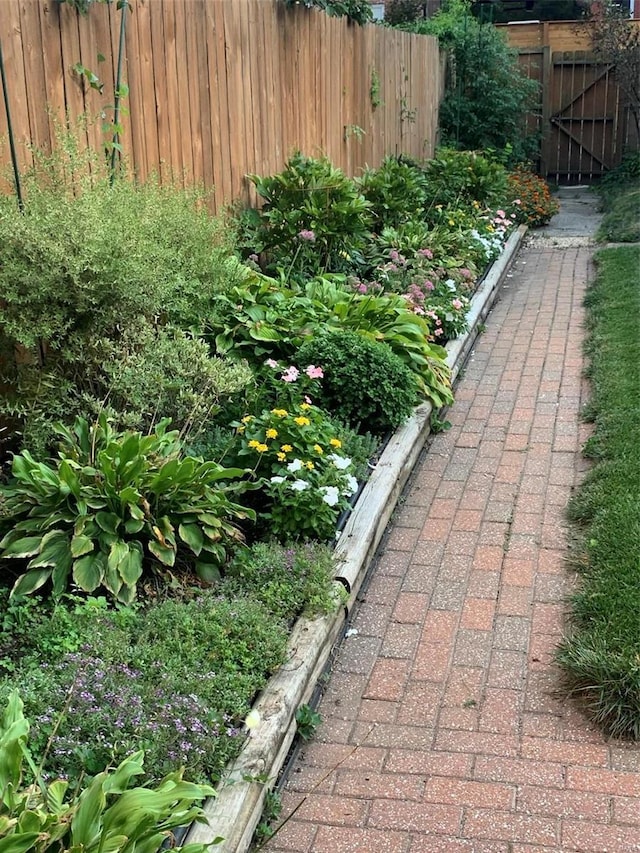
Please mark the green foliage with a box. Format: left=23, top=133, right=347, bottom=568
left=4, top=592, right=287, bottom=784
left=297, top=331, right=418, bottom=434
left=246, top=152, right=373, bottom=278
left=422, top=148, right=508, bottom=210
left=0, top=691, right=218, bottom=852
left=295, top=703, right=322, bottom=740
left=384, top=0, right=425, bottom=25
left=597, top=154, right=640, bottom=243
left=224, top=540, right=338, bottom=622
left=282, top=0, right=373, bottom=25
left=401, top=0, right=539, bottom=163
left=370, top=68, right=382, bottom=108
left=358, top=156, right=427, bottom=230
left=558, top=246, right=640, bottom=738
left=0, top=136, right=251, bottom=454
left=0, top=415, right=253, bottom=603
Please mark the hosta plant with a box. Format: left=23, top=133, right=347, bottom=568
left=0, top=416, right=253, bottom=603
left=0, top=690, right=219, bottom=852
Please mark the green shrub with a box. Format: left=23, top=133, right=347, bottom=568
left=0, top=416, right=253, bottom=603
left=358, top=156, right=427, bottom=231
left=224, top=540, right=338, bottom=622
left=297, top=330, right=418, bottom=434
left=0, top=692, right=217, bottom=852
left=401, top=0, right=539, bottom=163
left=1, top=325, right=252, bottom=457
left=506, top=166, right=559, bottom=227
left=246, top=152, right=373, bottom=278
left=422, top=148, right=508, bottom=210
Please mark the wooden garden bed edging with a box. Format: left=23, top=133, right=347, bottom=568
left=185, top=224, right=527, bottom=852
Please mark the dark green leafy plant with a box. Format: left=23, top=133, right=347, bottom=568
left=297, top=330, right=418, bottom=434
left=0, top=416, right=253, bottom=603
left=282, top=0, right=373, bottom=25
left=358, top=156, right=427, bottom=231
left=295, top=703, right=322, bottom=740
left=247, top=153, right=373, bottom=278
left=422, top=148, right=508, bottom=210
left=0, top=690, right=219, bottom=852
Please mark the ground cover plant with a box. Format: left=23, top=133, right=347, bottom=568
left=557, top=245, right=640, bottom=738
left=596, top=152, right=640, bottom=243
left=0, top=133, right=540, bottom=834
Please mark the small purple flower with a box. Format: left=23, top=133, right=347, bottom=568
left=298, top=229, right=316, bottom=242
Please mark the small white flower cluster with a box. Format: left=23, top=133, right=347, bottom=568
left=470, top=228, right=505, bottom=260
left=269, top=454, right=358, bottom=506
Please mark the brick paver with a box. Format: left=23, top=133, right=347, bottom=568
left=265, top=245, right=640, bottom=852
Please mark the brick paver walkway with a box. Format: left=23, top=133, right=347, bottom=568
left=264, top=244, right=640, bottom=853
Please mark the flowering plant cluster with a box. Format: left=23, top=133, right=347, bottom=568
left=233, top=401, right=358, bottom=540
left=507, top=167, right=559, bottom=227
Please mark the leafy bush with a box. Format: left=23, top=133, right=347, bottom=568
left=507, top=167, right=559, bottom=227
left=2, top=325, right=252, bottom=457
left=282, top=0, right=373, bottom=24
left=0, top=691, right=217, bottom=852
left=297, top=330, right=418, bottom=434
left=0, top=416, right=252, bottom=603
left=224, top=540, right=338, bottom=622
left=422, top=148, right=508, bottom=210
left=246, top=152, right=373, bottom=278
left=401, top=0, right=539, bottom=163
left=358, top=156, right=427, bottom=230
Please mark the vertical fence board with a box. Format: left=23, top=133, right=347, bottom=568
left=0, top=0, right=443, bottom=212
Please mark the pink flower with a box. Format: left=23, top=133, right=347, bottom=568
left=249, top=253, right=259, bottom=263
left=514, top=199, right=522, bottom=205
left=265, top=358, right=279, bottom=369
left=424, top=279, right=435, bottom=291
left=435, top=327, right=443, bottom=336
left=389, top=249, right=400, bottom=262
left=281, top=366, right=300, bottom=383
left=304, top=395, right=313, bottom=405
left=496, top=209, right=505, bottom=218
left=305, top=365, right=324, bottom=379
left=388, top=263, right=398, bottom=272
left=298, top=229, right=316, bottom=242
left=418, top=248, right=433, bottom=259
left=452, top=299, right=463, bottom=310
left=357, top=283, right=368, bottom=294
left=460, top=268, right=472, bottom=279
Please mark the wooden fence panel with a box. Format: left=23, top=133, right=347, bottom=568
left=0, top=0, right=442, bottom=212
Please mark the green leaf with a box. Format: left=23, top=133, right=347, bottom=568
left=0, top=835, right=42, bottom=853
left=124, top=518, right=144, bottom=534
left=195, top=561, right=221, bottom=583
left=178, top=523, right=204, bottom=556
left=73, top=554, right=104, bottom=592
left=96, top=511, right=121, bottom=535
left=148, top=540, right=176, bottom=567
left=11, top=569, right=51, bottom=597
left=118, top=545, right=143, bottom=586
left=0, top=536, right=43, bottom=559
left=71, top=534, right=94, bottom=558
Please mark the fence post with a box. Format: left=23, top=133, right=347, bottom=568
left=540, top=44, right=552, bottom=180
left=0, top=38, right=24, bottom=211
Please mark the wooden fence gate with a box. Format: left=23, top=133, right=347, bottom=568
left=501, top=22, right=639, bottom=184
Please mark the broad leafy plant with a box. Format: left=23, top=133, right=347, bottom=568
left=246, top=152, right=373, bottom=278
left=0, top=690, right=218, bottom=852
left=358, top=156, right=428, bottom=231
left=0, top=416, right=253, bottom=603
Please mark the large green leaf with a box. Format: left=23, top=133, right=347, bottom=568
left=95, top=512, right=121, bottom=535
left=148, top=540, right=176, bottom=567
left=73, top=554, right=104, bottom=592
left=70, top=534, right=94, bottom=558
left=0, top=536, right=43, bottom=559
left=11, top=568, right=51, bottom=597
left=178, top=523, right=204, bottom=556
left=0, top=835, right=41, bottom=853
left=118, top=545, right=143, bottom=587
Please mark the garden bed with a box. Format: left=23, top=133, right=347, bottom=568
left=185, top=225, right=527, bottom=852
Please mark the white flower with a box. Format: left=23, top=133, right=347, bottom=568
left=287, top=458, right=303, bottom=472
left=328, top=454, right=352, bottom=470
left=344, top=474, right=358, bottom=496
left=445, top=278, right=457, bottom=291
left=320, top=486, right=340, bottom=506
left=270, top=475, right=286, bottom=484
left=290, top=479, right=309, bottom=491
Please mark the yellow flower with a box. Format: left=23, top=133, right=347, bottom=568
left=236, top=425, right=245, bottom=433
left=300, top=402, right=311, bottom=410
left=241, top=415, right=254, bottom=424
left=294, top=416, right=310, bottom=427
left=487, top=224, right=494, bottom=232
left=281, top=444, right=293, bottom=452
left=330, top=438, right=342, bottom=448
left=313, top=444, right=324, bottom=455
left=271, top=408, right=288, bottom=418
left=305, top=461, right=315, bottom=470
left=256, top=443, right=268, bottom=453
left=448, top=219, right=455, bottom=226
left=277, top=452, right=286, bottom=461
left=266, top=428, right=278, bottom=439
left=248, top=439, right=260, bottom=448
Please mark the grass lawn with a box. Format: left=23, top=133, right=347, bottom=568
left=557, top=243, right=640, bottom=737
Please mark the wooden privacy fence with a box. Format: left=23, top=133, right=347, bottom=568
left=499, top=21, right=639, bottom=183
left=0, top=0, right=443, bottom=211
